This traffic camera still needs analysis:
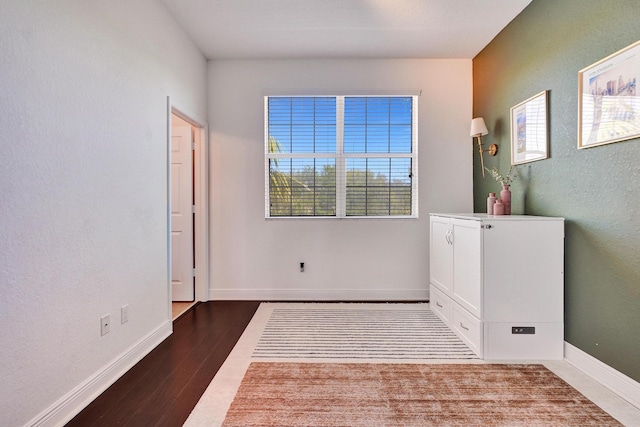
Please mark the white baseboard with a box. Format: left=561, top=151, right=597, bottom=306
left=27, top=321, right=173, bottom=427
left=209, top=288, right=428, bottom=301
left=564, top=341, right=640, bottom=409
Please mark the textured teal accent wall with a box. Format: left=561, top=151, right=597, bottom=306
left=473, top=0, right=640, bottom=381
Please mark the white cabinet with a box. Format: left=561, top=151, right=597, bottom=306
left=429, top=213, right=565, bottom=360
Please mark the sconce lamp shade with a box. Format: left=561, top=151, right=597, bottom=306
left=470, top=117, right=489, bottom=137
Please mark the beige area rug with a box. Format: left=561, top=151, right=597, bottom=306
left=184, top=303, right=639, bottom=426
left=222, top=362, right=621, bottom=426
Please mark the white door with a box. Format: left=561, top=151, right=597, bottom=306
left=171, top=125, right=194, bottom=301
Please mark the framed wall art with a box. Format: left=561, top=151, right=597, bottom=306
left=511, top=90, right=548, bottom=165
left=578, top=40, right=640, bottom=149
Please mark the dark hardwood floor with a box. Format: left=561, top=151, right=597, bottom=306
left=66, top=301, right=260, bottom=427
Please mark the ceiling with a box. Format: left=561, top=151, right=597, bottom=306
left=161, top=0, right=532, bottom=60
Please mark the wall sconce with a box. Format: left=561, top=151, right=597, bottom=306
left=470, top=117, right=498, bottom=177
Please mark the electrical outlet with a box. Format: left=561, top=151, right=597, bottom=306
left=121, top=305, right=129, bottom=324
left=101, top=314, right=110, bottom=336
left=512, top=326, right=535, bottom=334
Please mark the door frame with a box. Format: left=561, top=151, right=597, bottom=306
left=166, top=97, right=209, bottom=319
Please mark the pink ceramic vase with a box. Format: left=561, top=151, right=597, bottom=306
left=493, top=200, right=505, bottom=215
left=487, top=192, right=497, bottom=215
left=500, top=185, right=511, bottom=215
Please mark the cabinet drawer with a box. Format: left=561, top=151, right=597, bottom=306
left=429, top=284, right=452, bottom=325
left=452, top=305, right=483, bottom=358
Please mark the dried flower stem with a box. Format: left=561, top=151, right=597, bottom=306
left=485, top=166, right=517, bottom=186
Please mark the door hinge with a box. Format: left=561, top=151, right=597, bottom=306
left=192, top=205, right=196, bottom=214
left=481, top=224, right=493, bottom=229
left=192, top=268, right=196, bottom=277
left=191, top=141, right=196, bottom=151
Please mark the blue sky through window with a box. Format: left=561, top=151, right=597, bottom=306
left=344, top=97, right=412, bottom=154
left=268, top=97, right=337, bottom=154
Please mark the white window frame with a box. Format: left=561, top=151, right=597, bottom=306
left=265, top=95, right=418, bottom=219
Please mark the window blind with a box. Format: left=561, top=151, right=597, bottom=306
left=265, top=95, right=418, bottom=218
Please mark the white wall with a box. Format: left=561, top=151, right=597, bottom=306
left=208, top=59, right=472, bottom=300
left=0, top=1, right=207, bottom=425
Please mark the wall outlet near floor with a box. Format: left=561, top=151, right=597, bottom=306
left=121, top=305, right=129, bottom=324
left=512, top=326, right=535, bottom=334
left=101, top=314, right=110, bottom=336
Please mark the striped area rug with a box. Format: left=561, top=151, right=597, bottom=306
left=252, top=304, right=478, bottom=360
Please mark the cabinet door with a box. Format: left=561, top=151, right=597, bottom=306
left=482, top=220, right=564, bottom=323
left=451, top=219, right=482, bottom=317
left=429, top=216, right=452, bottom=294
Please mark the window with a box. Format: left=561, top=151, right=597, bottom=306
left=265, top=95, right=418, bottom=218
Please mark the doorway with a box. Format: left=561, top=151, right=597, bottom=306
left=168, top=101, right=208, bottom=320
